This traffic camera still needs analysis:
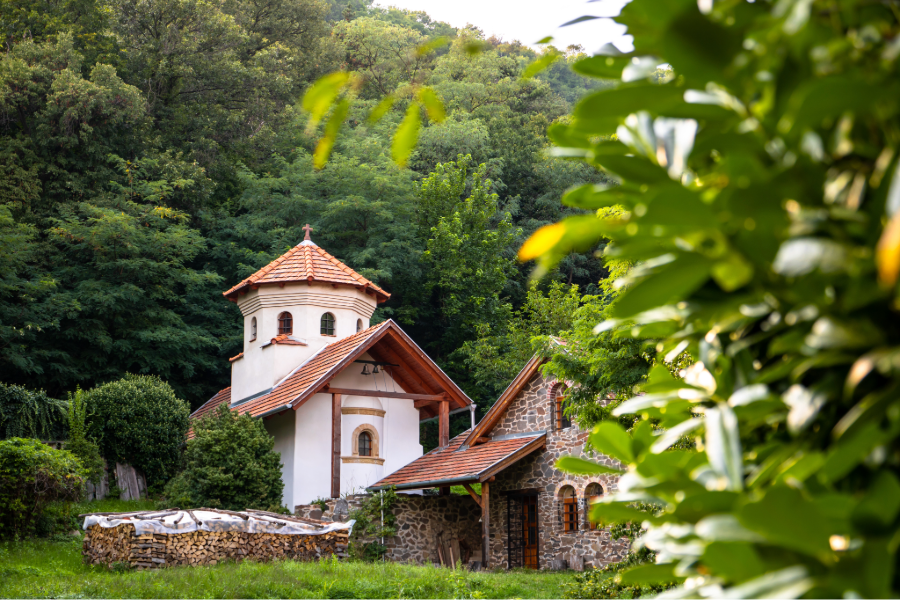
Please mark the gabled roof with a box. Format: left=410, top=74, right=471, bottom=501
left=461, top=354, right=546, bottom=447
left=368, top=430, right=546, bottom=491
left=226, top=319, right=472, bottom=419
left=187, top=387, right=231, bottom=439
left=222, top=240, right=390, bottom=303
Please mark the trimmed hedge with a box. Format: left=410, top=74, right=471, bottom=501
left=86, top=375, right=189, bottom=490
left=0, top=438, right=85, bottom=538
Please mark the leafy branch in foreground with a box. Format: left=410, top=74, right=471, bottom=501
left=519, top=0, right=900, bottom=597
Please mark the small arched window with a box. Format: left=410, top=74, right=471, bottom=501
left=278, top=312, right=292, bottom=335
left=356, top=318, right=363, bottom=333
left=321, top=312, right=335, bottom=336
left=250, top=317, right=257, bottom=341
left=559, top=486, right=578, bottom=532
left=358, top=432, right=372, bottom=457
left=585, top=483, right=603, bottom=530
left=556, top=388, right=572, bottom=430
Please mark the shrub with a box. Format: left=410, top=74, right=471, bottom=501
left=0, top=438, right=85, bottom=539
left=66, top=388, right=104, bottom=484
left=162, top=404, right=283, bottom=511
left=86, top=374, right=189, bottom=490
left=348, top=487, right=402, bottom=561
left=0, top=383, right=67, bottom=441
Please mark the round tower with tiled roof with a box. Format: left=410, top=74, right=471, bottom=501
left=227, top=226, right=390, bottom=405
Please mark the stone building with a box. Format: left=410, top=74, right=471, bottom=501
left=362, top=354, right=630, bottom=570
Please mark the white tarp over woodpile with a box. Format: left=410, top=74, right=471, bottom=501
left=82, top=508, right=354, bottom=536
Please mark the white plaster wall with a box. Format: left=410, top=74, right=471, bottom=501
left=382, top=396, right=424, bottom=475
left=231, top=283, right=376, bottom=404
left=293, top=393, right=333, bottom=504
left=263, top=409, right=296, bottom=510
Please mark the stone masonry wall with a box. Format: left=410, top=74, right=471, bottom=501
left=296, top=494, right=481, bottom=565
left=487, top=373, right=630, bottom=570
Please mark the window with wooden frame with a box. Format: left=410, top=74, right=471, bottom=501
left=250, top=317, right=257, bottom=341
left=358, top=431, right=372, bottom=457
left=321, top=312, right=335, bottom=336
left=277, top=312, right=292, bottom=335
left=556, top=389, right=572, bottom=430
left=585, top=483, right=603, bottom=530
left=559, top=486, right=578, bottom=532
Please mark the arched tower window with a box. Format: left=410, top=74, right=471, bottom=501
left=555, top=387, right=572, bottom=430
left=559, top=485, right=578, bottom=532
left=352, top=424, right=379, bottom=457
left=356, top=318, right=363, bottom=333
left=250, top=317, right=257, bottom=341
left=358, top=432, right=372, bottom=456
left=585, top=483, right=603, bottom=530
left=321, top=312, right=335, bottom=336
left=277, top=312, right=292, bottom=335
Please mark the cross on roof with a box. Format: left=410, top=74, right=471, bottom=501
left=303, top=224, right=313, bottom=241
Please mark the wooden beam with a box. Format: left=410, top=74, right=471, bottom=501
left=481, top=480, right=490, bottom=570
left=325, top=386, right=447, bottom=402
left=331, top=393, right=341, bottom=498
left=439, top=401, right=449, bottom=448
left=462, top=483, right=482, bottom=509
left=440, top=486, right=450, bottom=496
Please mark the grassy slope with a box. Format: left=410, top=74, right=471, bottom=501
left=0, top=500, right=578, bottom=599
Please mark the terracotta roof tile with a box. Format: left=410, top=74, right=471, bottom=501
left=223, top=241, right=389, bottom=302
left=187, top=387, right=231, bottom=439
left=229, top=352, right=244, bottom=362
left=267, top=334, right=307, bottom=346
left=234, top=321, right=392, bottom=417
left=369, top=432, right=546, bottom=490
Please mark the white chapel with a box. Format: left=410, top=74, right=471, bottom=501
left=189, top=227, right=473, bottom=510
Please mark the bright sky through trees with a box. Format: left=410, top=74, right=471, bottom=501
left=373, top=0, right=633, bottom=52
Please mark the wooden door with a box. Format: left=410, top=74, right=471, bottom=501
left=522, top=495, right=539, bottom=569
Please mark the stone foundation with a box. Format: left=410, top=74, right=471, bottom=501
left=296, top=493, right=482, bottom=565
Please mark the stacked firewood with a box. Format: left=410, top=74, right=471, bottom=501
left=81, top=508, right=350, bottom=569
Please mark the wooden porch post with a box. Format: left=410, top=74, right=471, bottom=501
left=439, top=400, right=450, bottom=448
left=481, top=480, right=490, bottom=569
left=331, top=393, right=341, bottom=498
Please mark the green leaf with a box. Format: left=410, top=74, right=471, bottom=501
left=573, top=84, right=684, bottom=134
left=556, top=455, right=623, bottom=475
left=610, top=253, right=713, bottom=319
left=589, top=421, right=635, bottom=463
left=368, top=94, right=396, bottom=124
left=711, top=252, right=754, bottom=292
left=701, top=542, right=767, bottom=584
left=590, top=502, right=662, bottom=526
left=418, top=88, right=446, bottom=123
left=617, top=562, right=681, bottom=584
left=673, top=491, right=740, bottom=523
left=313, top=98, right=350, bottom=170
left=851, top=471, right=900, bottom=532
left=302, top=72, right=350, bottom=128
left=660, top=8, right=741, bottom=83
left=561, top=15, right=601, bottom=27
left=392, top=102, right=421, bottom=168
left=572, top=55, right=631, bottom=79
left=736, top=486, right=833, bottom=559
left=522, top=50, right=562, bottom=80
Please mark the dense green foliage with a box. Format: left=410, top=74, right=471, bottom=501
left=0, top=438, right=84, bottom=539
left=0, top=0, right=609, bottom=427
left=512, top=0, right=900, bottom=596
left=348, top=486, right=401, bottom=561
left=65, top=388, right=103, bottom=485
left=86, top=375, right=189, bottom=490
left=163, top=404, right=284, bottom=511
left=0, top=383, right=67, bottom=441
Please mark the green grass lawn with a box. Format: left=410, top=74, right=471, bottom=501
left=0, top=500, right=580, bottom=599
